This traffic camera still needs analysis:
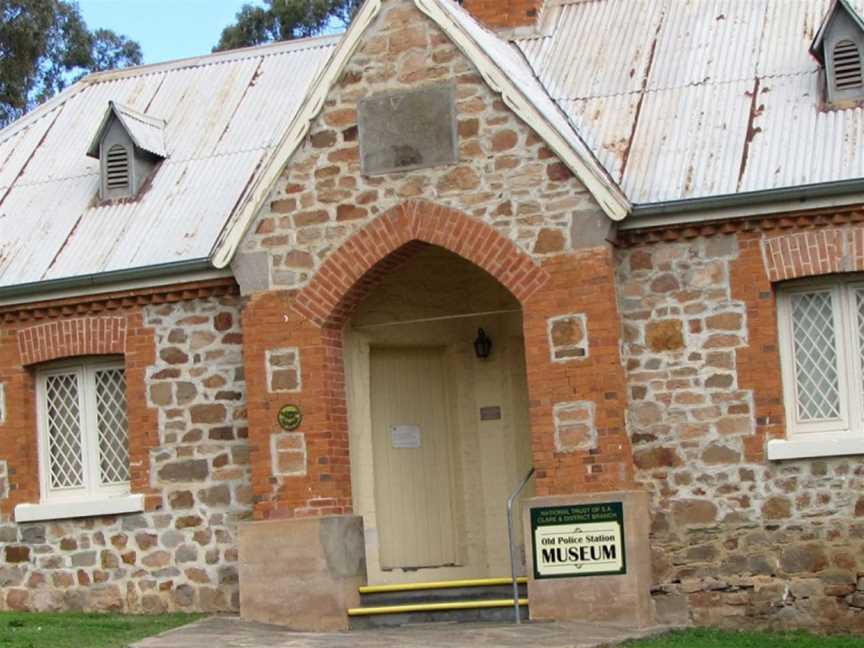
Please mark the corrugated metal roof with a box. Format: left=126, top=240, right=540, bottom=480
left=0, top=36, right=337, bottom=288
left=515, top=0, right=864, bottom=204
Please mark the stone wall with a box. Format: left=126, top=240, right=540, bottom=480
left=0, top=289, right=250, bottom=613
left=618, top=230, right=864, bottom=633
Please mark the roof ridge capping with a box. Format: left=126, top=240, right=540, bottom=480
left=86, top=100, right=167, bottom=159
left=81, top=33, right=343, bottom=85
left=0, top=33, right=342, bottom=154
left=810, top=0, right=864, bottom=63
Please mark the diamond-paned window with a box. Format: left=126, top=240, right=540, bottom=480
left=94, top=368, right=130, bottom=485
left=44, top=372, right=84, bottom=489
left=789, top=291, right=841, bottom=421
left=37, top=359, right=130, bottom=502
left=778, top=280, right=864, bottom=438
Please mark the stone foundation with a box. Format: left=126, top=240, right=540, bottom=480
left=238, top=515, right=365, bottom=630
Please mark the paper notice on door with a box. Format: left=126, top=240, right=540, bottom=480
left=390, top=424, right=421, bottom=449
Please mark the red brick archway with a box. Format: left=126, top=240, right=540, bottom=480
left=247, top=200, right=553, bottom=518
left=245, top=200, right=634, bottom=519
left=292, top=199, right=549, bottom=328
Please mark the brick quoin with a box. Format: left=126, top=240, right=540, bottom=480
left=462, top=0, right=544, bottom=29
left=524, top=250, right=635, bottom=496
left=246, top=200, right=636, bottom=519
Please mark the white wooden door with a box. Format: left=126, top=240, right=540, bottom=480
left=370, top=346, right=458, bottom=569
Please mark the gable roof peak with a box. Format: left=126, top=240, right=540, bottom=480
left=210, top=0, right=629, bottom=268
left=86, top=101, right=167, bottom=159
left=810, top=0, right=864, bottom=63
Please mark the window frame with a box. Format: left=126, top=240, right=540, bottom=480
left=35, top=357, right=131, bottom=504
left=777, top=276, right=864, bottom=443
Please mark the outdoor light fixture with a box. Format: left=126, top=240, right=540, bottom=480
left=474, top=328, right=492, bottom=359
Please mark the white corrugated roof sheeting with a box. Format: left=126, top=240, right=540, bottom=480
left=112, top=103, right=167, bottom=158
left=0, top=36, right=336, bottom=288
left=516, top=0, right=864, bottom=204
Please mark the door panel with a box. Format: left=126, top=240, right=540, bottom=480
left=370, top=346, right=458, bottom=569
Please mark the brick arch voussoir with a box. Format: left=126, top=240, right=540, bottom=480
left=293, top=200, right=549, bottom=328
left=762, top=227, right=864, bottom=283
left=17, top=316, right=128, bottom=366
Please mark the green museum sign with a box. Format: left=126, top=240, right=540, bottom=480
left=530, top=502, right=626, bottom=579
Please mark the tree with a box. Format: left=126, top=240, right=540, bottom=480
left=0, top=0, right=141, bottom=127
left=215, top=0, right=361, bottom=52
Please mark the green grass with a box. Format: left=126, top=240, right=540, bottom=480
left=623, top=628, right=864, bottom=647
left=0, top=612, right=202, bottom=648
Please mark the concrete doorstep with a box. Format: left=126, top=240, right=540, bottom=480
left=131, top=615, right=679, bottom=648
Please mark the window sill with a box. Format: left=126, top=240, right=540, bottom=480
left=14, top=494, right=144, bottom=523
left=767, top=436, right=864, bottom=461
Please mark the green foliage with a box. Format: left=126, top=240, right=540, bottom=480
left=214, top=0, right=361, bottom=51
left=623, top=628, right=864, bottom=648
left=0, top=612, right=200, bottom=648
left=0, top=0, right=141, bottom=127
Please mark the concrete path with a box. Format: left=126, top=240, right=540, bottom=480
left=132, top=615, right=676, bottom=648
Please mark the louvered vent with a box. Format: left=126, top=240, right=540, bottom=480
left=105, top=144, right=130, bottom=191
left=833, top=39, right=863, bottom=90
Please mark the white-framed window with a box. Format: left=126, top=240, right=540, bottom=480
left=777, top=277, right=864, bottom=444
left=36, top=358, right=130, bottom=503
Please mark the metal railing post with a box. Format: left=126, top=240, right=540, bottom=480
left=506, top=466, right=534, bottom=624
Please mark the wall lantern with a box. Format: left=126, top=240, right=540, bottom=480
left=474, top=328, right=492, bottom=359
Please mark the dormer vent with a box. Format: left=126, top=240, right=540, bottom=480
left=811, top=0, right=864, bottom=106
left=832, top=39, right=862, bottom=90
left=105, top=144, right=131, bottom=192
left=87, top=101, right=166, bottom=201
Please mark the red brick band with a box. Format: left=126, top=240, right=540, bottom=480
left=293, top=199, right=550, bottom=327
left=17, top=316, right=127, bottom=366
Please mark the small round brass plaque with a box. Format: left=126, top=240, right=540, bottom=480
left=278, top=404, right=303, bottom=431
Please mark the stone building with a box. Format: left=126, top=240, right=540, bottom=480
left=0, top=0, right=863, bottom=634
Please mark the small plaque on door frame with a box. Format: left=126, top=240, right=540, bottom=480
left=479, top=406, right=502, bottom=421
left=390, top=424, right=422, bottom=449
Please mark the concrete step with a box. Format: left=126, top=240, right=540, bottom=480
left=360, top=583, right=527, bottom=606
left=349, top=577, right=529, bottom=628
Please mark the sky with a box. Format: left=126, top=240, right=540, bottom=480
left=77, top=0, right=264, bottom=64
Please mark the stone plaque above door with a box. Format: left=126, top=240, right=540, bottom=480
left=358, top=84, right=458, bottom=175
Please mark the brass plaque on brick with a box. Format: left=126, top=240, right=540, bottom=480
left=358, top=84, right=458, bottom=175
